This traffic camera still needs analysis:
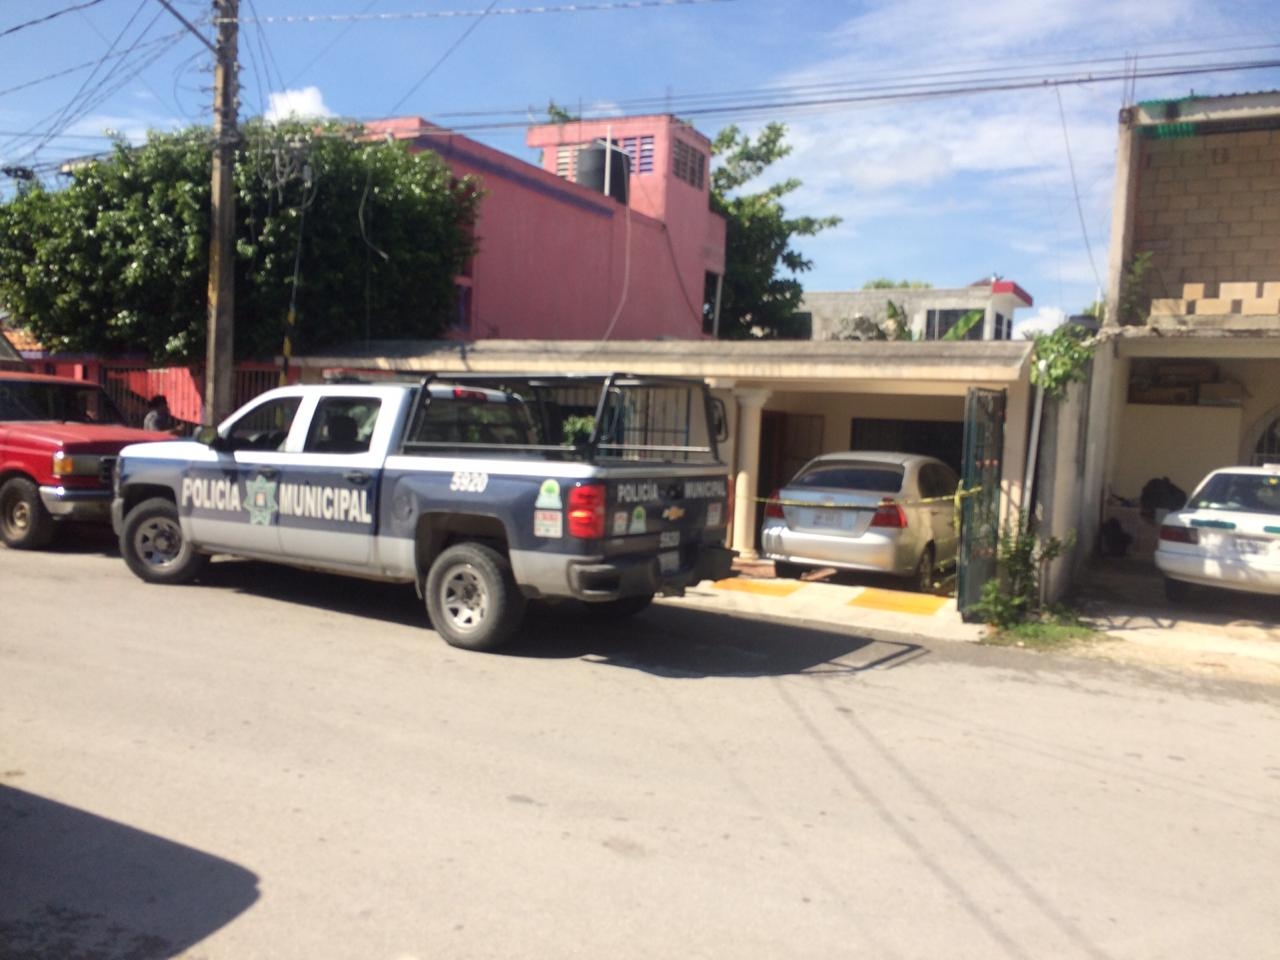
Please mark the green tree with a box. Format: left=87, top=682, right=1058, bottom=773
left=708, top=123, right=840, bottom=339
left=0, top=120, right=479, bottom=362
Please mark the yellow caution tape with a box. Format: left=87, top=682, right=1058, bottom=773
left=754, top=485, right=984, bottom=511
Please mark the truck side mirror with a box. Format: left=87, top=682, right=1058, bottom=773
left=711, top=398, right=729, bottom=443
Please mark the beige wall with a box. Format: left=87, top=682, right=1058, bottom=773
left=1215, top=359, right=1280, bottom=461
left=1112, top=403, right=1242, bottom=498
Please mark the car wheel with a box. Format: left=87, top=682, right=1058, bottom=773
left=425, top=542, right=526, bottom=651
left=912, top=545, right=936, bottom=593
left=119, top=497, right=209, bottom=584
left=585, top=594, right=654, bottom=619
left=1163, top=576, right=1192, bottom=603
left=773, top=560, right=804, bottom=580
left=0, top=477, right=55, bottom=550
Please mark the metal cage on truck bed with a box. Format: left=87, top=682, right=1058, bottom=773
left=398, top=373, right=726, bottom=464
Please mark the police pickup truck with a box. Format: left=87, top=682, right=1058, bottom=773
left=112, top=373, right=734, bottom=651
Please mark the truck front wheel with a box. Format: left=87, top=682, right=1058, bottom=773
left=120, top=497, right=209, bottom=584
left=0, top=477, right=55, bottom=550
left=425, top=542, right=526, bottom=652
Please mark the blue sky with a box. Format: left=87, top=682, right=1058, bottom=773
left=2, top=0, right=1278, bottom=325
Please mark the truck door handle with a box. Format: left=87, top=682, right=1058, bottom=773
left=345, top=471, right=371, bottom=485
left=257, top=467, right=280, bottom=480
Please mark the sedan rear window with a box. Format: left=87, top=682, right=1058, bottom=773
left=1189, top=473, right=1280, bottom=516
left=791, top=464, right=905, bottom=493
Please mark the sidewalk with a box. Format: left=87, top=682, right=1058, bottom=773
left=663, top=558, right=987, bottom=644
left=661, top=556, right=1280, bottom=682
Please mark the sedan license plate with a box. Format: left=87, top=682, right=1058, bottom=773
left=1231, top=535, right=1270, bottom=556
left=659, top=550, right=681, bottom=573
left=808, top=508, right=850, bottom=531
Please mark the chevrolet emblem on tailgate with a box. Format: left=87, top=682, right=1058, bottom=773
left=662, top=506, right=686, bottom=521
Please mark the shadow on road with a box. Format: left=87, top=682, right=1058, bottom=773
left=510, top=602, right=930, bottom=678
left=186, top=560, right=929, bottom=678
left=0, top=785, right=259, bottom=960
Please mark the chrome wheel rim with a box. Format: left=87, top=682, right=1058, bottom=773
left=441, top=565, right=487, bottom=633
left=134, top=516, right=184, bottom=569
left=4, top=498, right=29, bottom=534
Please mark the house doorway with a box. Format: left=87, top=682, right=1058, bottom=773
left=755, top=411, right=824, bottom=549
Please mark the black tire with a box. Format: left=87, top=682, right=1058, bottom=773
left=1164, top=576, right=1192, bottom=603
left=773, top=560, right=804, bottom=580
left=0, top=476, right=55, bottom=550
left=911, top=544, right=936, bottom=593
left=425, top=542, right=526, bottom=651
left=119, top=497, right=209, bottom=584
left=585, top=594, right=654, bottom=619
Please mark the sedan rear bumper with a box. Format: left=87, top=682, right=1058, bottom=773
left=1155, top=549, right=1280, bottom=596
left=760, top=519, right=913, bottom=575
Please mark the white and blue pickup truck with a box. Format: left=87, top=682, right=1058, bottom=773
left=111, top=373, right=735, bottom=651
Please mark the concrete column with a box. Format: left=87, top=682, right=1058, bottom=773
left=1105, top=110, right=1140, bottom=324
left=731, top=389, right=770, bottom=560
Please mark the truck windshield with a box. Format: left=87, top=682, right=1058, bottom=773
left=0, top=380, right=126, bottom=424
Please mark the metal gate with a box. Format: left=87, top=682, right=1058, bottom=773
left=957, top=387, right=1006, bottom=620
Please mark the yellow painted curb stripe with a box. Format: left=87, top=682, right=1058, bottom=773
left=848, top=588, right=948, bottom=616
left=713, top=578, right=804, bottom=597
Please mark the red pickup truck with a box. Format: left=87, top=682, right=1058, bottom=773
left=0, top=371, right=161, bottom=549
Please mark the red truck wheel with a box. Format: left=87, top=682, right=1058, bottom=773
left=0, top=477, right=55, bottom=550
left=119, top=497, right=209, bottom=584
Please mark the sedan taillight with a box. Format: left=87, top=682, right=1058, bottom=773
left=1159, top=524, right=1198, bottom=544
left=871, top=500, right=907, bottom=529
left=764, top=489, right=785, bottom=519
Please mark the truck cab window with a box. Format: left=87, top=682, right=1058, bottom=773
left=225, top=397, right=301, bottom=451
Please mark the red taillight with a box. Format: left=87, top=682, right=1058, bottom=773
left=870, top=500, right=907, bottom=529
left=567, top=483, right=607, bottom=539
left=1159, top=524, right=1198, bottom=544
left=452, top=388, right=488, bottom=401
left=764, top=488, right=785, bottom=519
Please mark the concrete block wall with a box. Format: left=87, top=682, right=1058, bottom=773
left=1150, top=280, right=1280, bottom=319
left=1132, top=128, right=1280, bottom=303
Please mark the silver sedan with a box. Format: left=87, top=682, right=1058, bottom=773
left=760, top=451, right=959, bottom=591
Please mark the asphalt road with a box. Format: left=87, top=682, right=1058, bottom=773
left=2, top=534, right=1279, bottom=960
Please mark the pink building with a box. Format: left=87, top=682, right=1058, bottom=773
left=366, top=115, right=726, bottom=341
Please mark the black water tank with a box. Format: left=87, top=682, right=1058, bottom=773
left=576, top=142, right=630, bottom=204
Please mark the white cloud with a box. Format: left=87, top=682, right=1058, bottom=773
left=265, top=87, right=334, bottom=123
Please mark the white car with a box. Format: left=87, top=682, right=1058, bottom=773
left=759, top=451, right=959, bottom=591
left=1154, top=464, right=1280, bottom=601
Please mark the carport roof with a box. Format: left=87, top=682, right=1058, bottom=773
left=297, top=338, right=1033, bottom=385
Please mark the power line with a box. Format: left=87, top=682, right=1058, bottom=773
left=0, top=31, right=188, bottom=101
left=1, top=0, right=152, bottom=163
left=0, top=0, right=106, bottom=40
left=1055, top=86, right=1104, bottom=293
left=241, top=0, right=736, bottom=24
left=388, top=0, right=501, bottom=114
left=402, top=55, right=1280, bottom=133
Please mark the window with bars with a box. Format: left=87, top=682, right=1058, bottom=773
left=672, top=139, right=706, bottom=189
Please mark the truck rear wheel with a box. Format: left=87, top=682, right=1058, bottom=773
left=425, top=542, right=526, bottom=651
left=0, top=477, right=55, bottom=550
left=120, top=497, right=208, bottom=584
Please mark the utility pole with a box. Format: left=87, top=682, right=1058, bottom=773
left=205, top=0, right=239, bottom=425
